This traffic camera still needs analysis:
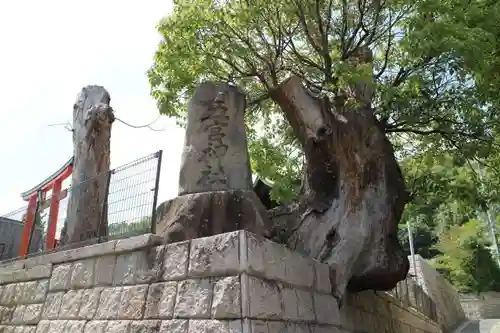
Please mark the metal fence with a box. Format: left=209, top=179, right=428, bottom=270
left=388, top=277, right=438, bottom=322
left=0, top=150, right=162, bottom=259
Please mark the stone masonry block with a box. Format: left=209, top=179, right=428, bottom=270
left=71, top=259, right=95, bottom=289
left=288, top=323, right=314, bottom=333
left=1, top=306, right=14, bottom=323
left=118, top=285, right=148, bottom=319
left=212, top=276, right=241, bottom=319
left=242, top=232, right=314, bottom=288
left=0, top=305, right=9, bottom=323
left=159, top=320, right=188, bottom=333
left=24, top=265, right=52, bottom=281
left=282, top=288, right=315, bottom=322
left=14, top=326, right=36, bottom=333
left=130, top=320, right=160, bottom=333
left=48, top=320, right=67, bottom=333
left=162, top=241, right=189, bottom=281
left=34, top=280, right=49, bottom=303
left=243, top=233, right=286, bottom=281
left=33, top=240, right=115, bottom=267
left=78, top=288, right=103, bottom=320
left=244, top=319, right=268, bottom=333
left=50, top=264, right=73, bottom=291
left=113, top=251, right=148, bottom=285
left=23, top=304, right=43, bottom=324
left=314, top=262, right=331, bottom=294
left=21, top=282, right=37, bottom=303
left=282, top=251, right=314, bottom=289
left=135, top=246, right=166, bottom=284
left=289, top=322, right=312, bottom=333
left=107, top=320, right=131, bottom=333
left=241, top=274, right=282, bottom=320
left=0, top=285, right=15, bottom=305
left=95, top=287, right=122, bottom=319
left=114, top=234, right=162, bottom=253
left=11, top=305, right=25, bottom=324
left=282, top=288, right=298, bottom=321
left=63, top=320, right=86, bottom=333
left=296, top=289, right=315, bottom=321
left=41, top=292, right=64, bottom=320
left=13, top=283, right=26, bottom=304
left=267, top=321, right=285, bottom=333
left=59, top=290, right=83, bottom=319
left=0, top=264, right=51, bottom=286
left=35, top=320, right=50, bottom=333
left=188, top=320, right=242, bottom=333
left=189, top=232, right=240, bottom=278
left=311, top=326, right=350, bottom=333
left=174, top=279, right=213, bottom=318
left=144, top=282, right=177, bottom=319
left=94, top=256, right=116, bottom=286
left=83, top=321, right=108, bottom=333
left=314, top=293, right=340, bottom=325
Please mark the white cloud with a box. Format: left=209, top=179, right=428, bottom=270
left=0, top=0, right=184, bottom=218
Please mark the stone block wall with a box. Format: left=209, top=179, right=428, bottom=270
left=0, top=231, right=442, bottom=333
left=408, top=255, right=466, bottom=332
left=460, top=292, right=500, bottom=319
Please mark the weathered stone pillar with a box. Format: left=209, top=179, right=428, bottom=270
left=156, top=82, right=271, bottom=243
left=178, top=82, right=253, bottom=195
left=60, top=86, right=114, bottom=247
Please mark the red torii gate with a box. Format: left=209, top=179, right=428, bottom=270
left=19, top=157, right=73, bottom=256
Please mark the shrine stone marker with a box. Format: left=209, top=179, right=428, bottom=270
left=155, top=82, right=271, bottom=243
left=178, top=82, right=253, bottom=194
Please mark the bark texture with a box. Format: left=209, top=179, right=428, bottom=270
left=269, top=70, right=409, bottom=303
left=156, top=190, right=271, bottom=243
left=60, top=86, right=114, bottom=246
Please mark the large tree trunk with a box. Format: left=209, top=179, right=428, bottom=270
left=268, top=48, right=409, bottom=304
left=60, top=86, right=115, bottom=246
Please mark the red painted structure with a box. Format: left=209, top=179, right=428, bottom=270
left=19, top=157, right=73, bottom=256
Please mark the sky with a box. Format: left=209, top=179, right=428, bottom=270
left=0, top=0, right=184, bottom=219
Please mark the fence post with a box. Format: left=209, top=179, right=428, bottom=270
left=46, top=180, right=63, bottom=250
left=26, top=190, right=43, bottom=256
left=18, top=195, right=38, bottom=257
left=404, top=278, right=410, bottom=307
left=150, top=150, right=163, bottom=234
left=411, top=282, right=418, bottom=308
left=98, top=170, right=113, bottom=243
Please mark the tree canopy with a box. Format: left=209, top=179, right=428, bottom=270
left=149, top=0, right=500, bottom=292
left=434, top=219, right=500, bottom=293
left=150, top=0, right=500, bottom=196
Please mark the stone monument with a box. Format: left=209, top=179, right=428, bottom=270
left=156, top=82, right=271, bottom=243
left=178, top=82, right=253, bottom=194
